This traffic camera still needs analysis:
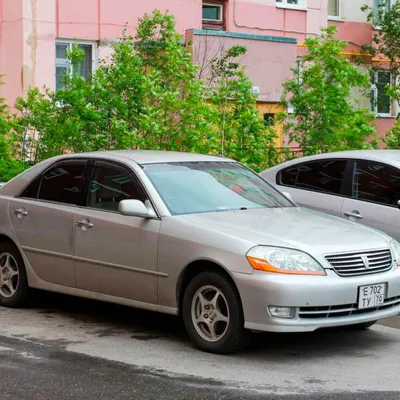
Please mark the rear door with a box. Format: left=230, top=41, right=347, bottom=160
left=277, top=159, right=349, bottom=217
left=341, top=160, right=400, bottom=241
left=9, top=159, right=89, bottom=287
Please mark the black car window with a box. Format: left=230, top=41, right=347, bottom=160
left=353, top=161, right=400, bottom=207
left=20, top=176, right=41, bottom=199
left=38, top=161, right=88, bottom=206
left=87, top=162, right=147, bottom=212
left=280, top=160, right=347, bottom=195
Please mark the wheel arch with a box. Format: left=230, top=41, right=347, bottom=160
left=176, top=259, right=242, bottom=315
left=0, top=234, right=18, bottom=247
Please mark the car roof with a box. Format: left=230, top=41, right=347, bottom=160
left=305, top=150, right=400, bottom=161
left=73, top=150, right=233, bottom=165
left=265, top=150, right=400, bottom=172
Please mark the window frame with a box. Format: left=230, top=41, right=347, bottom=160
left=370, top=70, right=393, bottom=117
left=55, top=39, right=97, bottom=90
left=19, top=158, right=91, bottom=207
left=349, top=159, right=400, bottom=209
left=276, top=0, right=307, bottom=11
left=277, top=158, right=351, bottom=198
left=328, top=0, right=341, bottom=20
left=202, top=0, right=226, bottom=30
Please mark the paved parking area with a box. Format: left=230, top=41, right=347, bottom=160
left=0, top=291, right=399, bottom=399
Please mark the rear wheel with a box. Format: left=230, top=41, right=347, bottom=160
left=182, top=271, right=251, bottom=354
left=0, top=242, right=29, bottom=308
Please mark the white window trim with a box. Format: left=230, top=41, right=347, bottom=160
left=371, top=71, right=393, bottom=118
left=276, top=0, right=307, bottom=11
left=202, top=3, right=223, bottom=22
left=328, top=0, right=341, bottom=20
left=55, top=39, right=98, bottom=89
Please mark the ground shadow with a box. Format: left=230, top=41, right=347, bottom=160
left=26, top=289, right=399, bottom=360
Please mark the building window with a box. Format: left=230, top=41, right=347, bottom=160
left=202, top=1, right=225, bottom=30
left=276, top=0, right=306, bottom=9
left=55, top=41, right=96, bottom=90
left=263, top=113, right=275, bottom=126
left=328, top=0, right=340, bottom=18
left=373, top=0, right=394, bottom=25
left=371, top=70, right=392, bottom=116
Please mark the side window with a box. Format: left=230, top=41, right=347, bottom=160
left=38, top=161, right=87, bottom=206
left=20, top=176, right=41, bottom=199
left=280, top=160, right=347, bottom=195
left=279, top=166, right=297, bottom=186
left=353, top=161, right=400, bottom=207
left=88, top=162, right=147, bottom=212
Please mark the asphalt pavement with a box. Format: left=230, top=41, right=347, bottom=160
left=0, top=291, right=399, bottom=400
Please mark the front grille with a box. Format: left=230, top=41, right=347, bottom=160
left=325, top=249, right=393, bottom=277
left=299, top=296, right=400, bottom=319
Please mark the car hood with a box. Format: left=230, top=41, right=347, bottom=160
left=181, top=206, right=391, bottom=255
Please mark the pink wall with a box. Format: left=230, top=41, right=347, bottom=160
left=0, top=0, right=24, bottom=107
left=57, top=0, right=202, bottom=40
left=189, top=30, right=298, bottom=102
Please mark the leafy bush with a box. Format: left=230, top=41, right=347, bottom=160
left=15, top=10, right=279, bottom=171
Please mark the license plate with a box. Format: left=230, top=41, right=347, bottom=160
left=358, top=283, right=386, bottom=309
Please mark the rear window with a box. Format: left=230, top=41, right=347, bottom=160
left=279, top=160, right=347, bottom=195
left=38, top=161, right=88, bottom=206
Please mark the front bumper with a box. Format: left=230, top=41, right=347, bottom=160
left=234, top=267, right=400, bottom=333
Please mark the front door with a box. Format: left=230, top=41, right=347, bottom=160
left=9, top=160, right=88, bottom=287
left=74, top=161, right=161, bottom=304
left=341, top=160, right=400, bottom=241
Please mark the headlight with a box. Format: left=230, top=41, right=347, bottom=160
left=246, top=246, right=326, bottom=276
left=390, top=239, right=400, bottom=267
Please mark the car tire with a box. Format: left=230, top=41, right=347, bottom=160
left=182, top=271, right=251, bottom=354
left=347, top=320, right=377, bottom=330
left=0, top=242, right=29, bottom=308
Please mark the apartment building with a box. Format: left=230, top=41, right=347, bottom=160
left=0, top=0, right=397, bottom=147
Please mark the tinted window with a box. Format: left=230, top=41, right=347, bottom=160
left=353, top=161, right=400, bottom=206
left=20, top=176, right=41, bottom=199
left=88, top=162, right=147, bottom=212
left=38, top=161, right=87, bottom=206
left=280, top=160, right=346, bottom=195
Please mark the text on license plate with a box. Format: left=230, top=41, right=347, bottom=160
left=358, top=283, right=386, bottom=309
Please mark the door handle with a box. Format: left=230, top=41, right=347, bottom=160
left=76, top=219, right=94, bottom=229
left=344, top=211, right=363, bottom=220
left=14, top=208, right=28, bottom=217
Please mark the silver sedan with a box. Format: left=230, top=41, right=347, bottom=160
left=0, top=151, right=400, bottom=354
left=261, top=150, right=400, bottom=241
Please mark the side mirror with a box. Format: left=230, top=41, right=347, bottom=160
left=119, top=199, right=156, bottom=219
left=282, top=191, right=293, bottom=202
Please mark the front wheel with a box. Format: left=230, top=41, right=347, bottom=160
left=182, top=271, right=251, bottom=354
left=0, top=242, right=29, bottom=308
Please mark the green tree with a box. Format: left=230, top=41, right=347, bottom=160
left=16, top=10, right=279, bottom=171
left=16, top=11, right=215, bottom=162
left=362, top=0, right=400, bottom=147
left=208, top=46, right=279, bottom=171
left=280, top=25, right=376, bottom=156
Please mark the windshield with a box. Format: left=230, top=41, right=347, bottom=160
left=143, top=161, right=293, bottom=215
